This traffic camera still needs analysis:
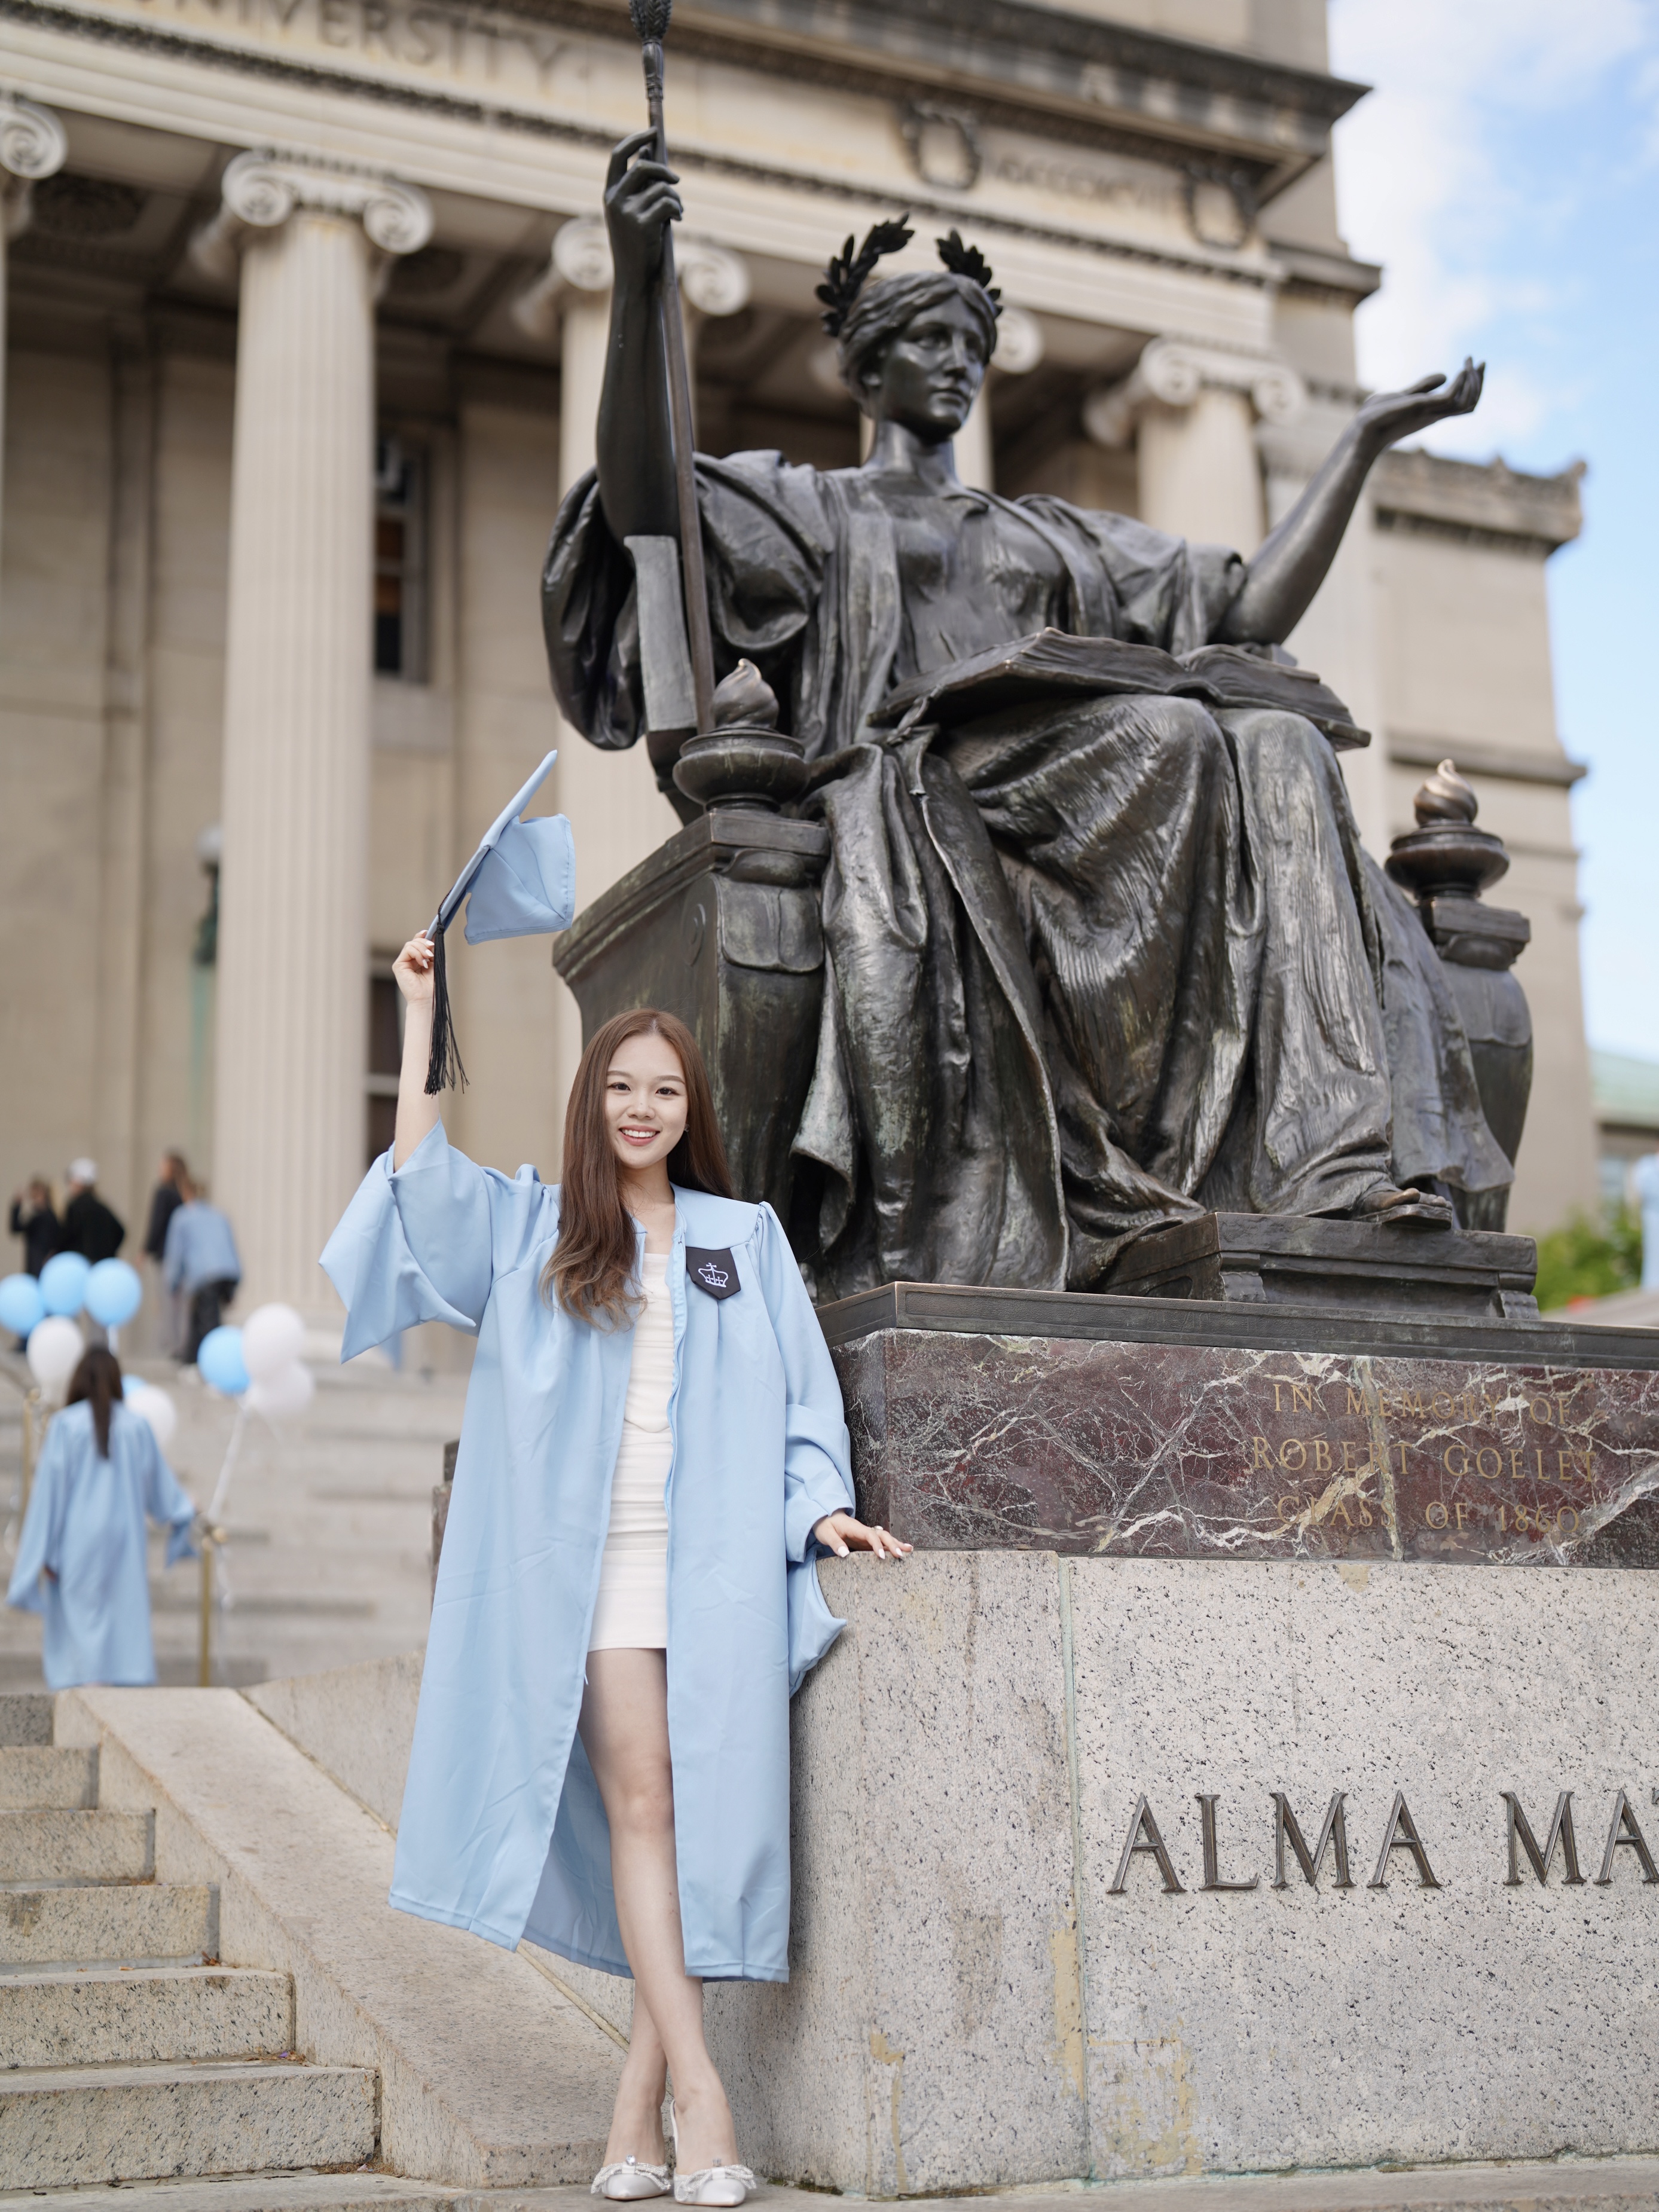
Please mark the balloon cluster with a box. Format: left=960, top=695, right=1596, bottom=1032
left=1, top=1256, right=145, bottom=1400
left=199, top=1304, right=314, bottom=1420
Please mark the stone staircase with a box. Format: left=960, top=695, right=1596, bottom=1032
left=0, top=1691, right=380, bottom=2198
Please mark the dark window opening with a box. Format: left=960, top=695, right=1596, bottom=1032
left=374, top=436, right=427, bottom=680
left=367, top=968, right=403, bottom=1166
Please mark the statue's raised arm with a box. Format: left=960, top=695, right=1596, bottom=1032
left=1218, top=362, right=1486, bottom=643
left=594, top=130, right=683, bottom=546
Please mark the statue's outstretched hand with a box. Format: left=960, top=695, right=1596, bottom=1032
left=1355, top=358, right=1484, bottom=451
left=603, top=128, right=683, bottom=292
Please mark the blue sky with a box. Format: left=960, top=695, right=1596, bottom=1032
left=1330, top=0, right=1659, bottom=1062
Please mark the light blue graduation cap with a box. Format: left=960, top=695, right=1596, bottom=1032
left=424, top=750, right=576, bottom=1095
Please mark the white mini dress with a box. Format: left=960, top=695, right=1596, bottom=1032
left=588, top=1249, right=672, bottom=1651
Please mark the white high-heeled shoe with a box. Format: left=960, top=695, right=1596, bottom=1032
left=667, top=2095, right=757, bottom=2207
left=591, top=2155, right=671, bottom=2200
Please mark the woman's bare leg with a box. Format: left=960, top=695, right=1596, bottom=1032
left=580, top=1649, right=738, bottom=2176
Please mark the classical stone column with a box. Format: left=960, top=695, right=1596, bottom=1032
left=956, top=304, right=1046, bottom=494
left=194, top=152, right=431, bottom=1315
left=0, top=94, right=67, bottom=570
left=1085, top=335, right=1304, bottom=551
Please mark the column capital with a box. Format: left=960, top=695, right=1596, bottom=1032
left=191, top=149, right=433, bottom=283
left=0, top=91, right=68, bottom=240
left=1083, top=335, right=1304, bottom=448
left=513, top=219, right=754, bottom=342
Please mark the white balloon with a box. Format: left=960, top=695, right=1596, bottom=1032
left=240, top=1302, right=307, bottom=1383
left=126, top=1382, right=179, bottom=1452
left=26, top=1315, right=84, bottom=1398
left=246, top=1358, right=314, bottom=1421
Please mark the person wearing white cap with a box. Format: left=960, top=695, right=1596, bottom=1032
left=60, top=1160, right=125, bottom=1266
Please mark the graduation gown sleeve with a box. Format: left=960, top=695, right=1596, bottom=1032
left=320, top=1120, right=555, bottom=1359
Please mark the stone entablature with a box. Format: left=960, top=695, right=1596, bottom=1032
left=1373, top=447, right=1585, bottom=554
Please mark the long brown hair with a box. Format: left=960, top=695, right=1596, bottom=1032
left=545, top=1009, right=734, bottom=1328
left=66, top=1346, right=124, bottom=1458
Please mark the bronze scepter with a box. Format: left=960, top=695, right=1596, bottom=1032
left=628, top=0, right=717, bottom=740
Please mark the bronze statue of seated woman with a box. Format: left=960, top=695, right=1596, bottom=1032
left=543, top=129, right=1513, bottom=1301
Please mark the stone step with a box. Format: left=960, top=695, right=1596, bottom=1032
left=0, top=2177, right=451, bottom=2212
left=0, top=1964, right=292, bottom=2067
left=0, top=1748, right=97, bottom=1811
left=0, top=1809, right=153, bottom=1883
left=0, top=2058, right=377, bottom=2189
left=0, top=1882, right=215, bottom=1969
left=0, top=1694, right=53, bottom=1748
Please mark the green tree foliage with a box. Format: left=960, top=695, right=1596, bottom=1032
left=1533, top=1206, right=1643, bottom=1311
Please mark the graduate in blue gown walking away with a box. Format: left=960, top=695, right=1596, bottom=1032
left=6, top=1348, right=198, bottom=1688
left=323, top=902, right=911, bottom=2207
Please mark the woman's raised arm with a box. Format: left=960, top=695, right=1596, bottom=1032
left=392, top=934, right=442, bottom=1170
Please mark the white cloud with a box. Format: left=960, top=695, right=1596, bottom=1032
left=1328, top=0, right=1657, bottom=426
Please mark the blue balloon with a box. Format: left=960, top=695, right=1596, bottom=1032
left=39, top=1252, right=91, bottom=1318
left=0, top=1273, right=45, bottom=1337
left=197, top=1324, right=249, bottom=1395
left=86, top=1258, right=142, bottom=1328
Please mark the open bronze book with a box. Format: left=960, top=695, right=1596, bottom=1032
left=876, top=628, right=1369, bottom=751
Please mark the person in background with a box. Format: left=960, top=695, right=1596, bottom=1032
left=142, top=1152, right=191, bottom=1356
left=8, top=1177, right=60, bottom=1276
left=163, top=1181, right=242, bottom=1365
left=5, top=1345, right=197, bottom=1688
left=60, top=1160, right=126, bottom=1265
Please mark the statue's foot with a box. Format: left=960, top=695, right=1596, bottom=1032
left=1350, top=1183, right=1456, bottom=1229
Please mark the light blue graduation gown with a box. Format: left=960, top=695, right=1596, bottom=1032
left=320, top=1122, right=854, bottom=1983
left=5, top=1400, right=197, bottom=1689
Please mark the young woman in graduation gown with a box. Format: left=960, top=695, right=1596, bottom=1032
left=6, top=1346, right=198, bottom=1688
left=322, top=932, right=908, bottom=2206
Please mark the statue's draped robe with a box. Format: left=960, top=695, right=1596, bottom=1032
left=545, top=454, right=1510, bottom=1296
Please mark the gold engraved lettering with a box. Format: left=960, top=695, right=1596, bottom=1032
left=1496, top=1503, right=1507, bottom=1532
left=1280, top=1440, right=1306, bottom=1472
left=1431, top=1394, right=1454, bottom=1419
left=1557, top=1506, right=1580, bottom=1536
left=1510, top=1450, right=1524, bottom=1481
left=1400, top=1392, right=1426, bottom=1418
left=1425, top=1501, right=1449, bottom=1529
left=1443, top=1443, right=1469, bottom=1477
left=1272, top=1381, right=1286, bottom=1412
left=1530, top=1397, right=1554, bottom=1426
left=1331, top=1499, right=1353, bottom=1528
left=1475, top=1447, right=1501, bottom=1480
left=1251, top=1437, right=1274, bottom=1472
left=1454, top=1502, right=1471, bottom=1530
left=1356, top=1494, right=1373, bottom=1526
left=1346, top=1387, right=1370, bottom=1417
left=1291, top=1383, right=1313, bottom=1414
left=1312, top=1439, right=1332, bottom=1473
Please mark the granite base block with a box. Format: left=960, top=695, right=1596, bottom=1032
left=707, top=1554, right=1659, bottom=2195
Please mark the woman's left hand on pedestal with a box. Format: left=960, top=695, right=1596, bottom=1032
left=812, top=1511, right=912, bottom=1561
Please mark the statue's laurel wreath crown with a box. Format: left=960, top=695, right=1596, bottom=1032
left=817, top=219, right=1002, bottom=337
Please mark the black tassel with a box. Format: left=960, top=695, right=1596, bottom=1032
left=424, top=921, right=468, bottom=1096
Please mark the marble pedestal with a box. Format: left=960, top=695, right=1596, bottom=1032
left=704, top=1294, right=1659, bottom=2195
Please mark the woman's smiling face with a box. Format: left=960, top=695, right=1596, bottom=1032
left=604, top=1031, right=689, bottom=1177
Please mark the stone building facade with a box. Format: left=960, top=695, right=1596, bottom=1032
left=0, top=0, right=1597, bottom=1319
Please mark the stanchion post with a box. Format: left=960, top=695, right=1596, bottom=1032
left=197, top=1524, right=225, bottom=1687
